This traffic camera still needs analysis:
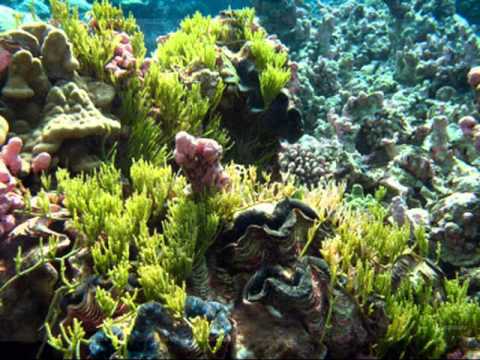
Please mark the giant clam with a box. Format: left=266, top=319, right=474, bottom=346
left=218, top=198, right=318, bottom=273
left=89, top=326, right=124, bottom=360
left=323, top=288, right=370, bottom=359
left=127, top=302, right=177, bottom=359
left=60, top=277, right=128, bottom=334
left=61, top=285, right=106, bottom=333
left=188, top=257, right=211, bottom=300
left=391, top=253, right=446, bottom=301
left=184, top=295, right=235, bottom=357
left=230, top=301, right=325, bottom=359
left=0, top=214, right=73, bottom=342
left=90, top=302, right=173, bottom=360
left=242, top=257, right=328, bottom=338
left=91, top=298, right=236, bottom=359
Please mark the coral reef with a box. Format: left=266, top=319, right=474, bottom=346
left=0, top=1, right=479, bottom=360
left=251, top=0, right=312, bottom=48
left=272, top=0, right=480, bottom=282
left=0, top=22, right=122, bottom=173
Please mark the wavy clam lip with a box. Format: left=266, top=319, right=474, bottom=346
left=391, top=253, right=447, bottom=301
left=60, top=286, right=105, bottom=333
left=184, top=295, right=234, bottom=337
left=242, top=258, right=328, bottom=337
left=218, top=198, right=319, bottom=272
left=243, top=262, right=315, bottom=306
left=120, top=299, right=234, bottom=359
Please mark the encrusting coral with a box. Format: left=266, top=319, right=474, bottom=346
left=28, top=82, right=121, bottom=157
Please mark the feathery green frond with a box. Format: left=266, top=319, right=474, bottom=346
left=260, top=64, right=291, bottom=107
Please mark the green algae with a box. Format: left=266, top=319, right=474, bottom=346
left=317, top=183, right=480, bottom=358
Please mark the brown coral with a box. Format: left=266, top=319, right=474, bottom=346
left=28, top=82, right=121, bottom=155
left=1, top=50, right=50, bottom=100
left=41, top=29, right=79, bottom=81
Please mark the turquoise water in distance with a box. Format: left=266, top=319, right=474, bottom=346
left=0, top=0, right=254, bottom=51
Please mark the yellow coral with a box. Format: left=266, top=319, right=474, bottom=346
left=2, top=50, right=50, bottom=100
left=41, top=29, right=79, bottom=80
left=31, top=82, right=121, bottom=154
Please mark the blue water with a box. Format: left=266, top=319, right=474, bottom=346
left=0, top=0, right=256, bottom=51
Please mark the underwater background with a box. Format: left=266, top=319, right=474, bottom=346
left=1, top=0, right=480, bottom=359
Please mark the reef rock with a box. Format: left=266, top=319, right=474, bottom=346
left=431, top=192, right=480, bottom=268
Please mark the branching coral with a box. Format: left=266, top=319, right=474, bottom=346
left=105, top=32, right=138, bottom=79
left=0, top=136, right=51, bottom=237
left=175, top=131, right=230, bottom=193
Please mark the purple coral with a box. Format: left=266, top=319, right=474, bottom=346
left=106, top=32, right=152, bottom=79
left=0, top=138, right=25, bottom=237
left=1, top=137, right=22, bottom=176
left=459, top=116, right=477, bottom=137
left=174, top=131, right=230, bottom=193
left=106, top=32, right=137, bottom=78
left=458, top=116, right=480, bottom=152
left=32, top=152, right=52, bottom=174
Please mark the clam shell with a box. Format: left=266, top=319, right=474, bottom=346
left=61, top=286, right=105, bottom=333
left=391, top=253, right=446, bottom=301
left=188, top=257, right=211, bottom=300
left=243, top=258, right=328, bottom=337
left=220, top=199, right=318, bottom=273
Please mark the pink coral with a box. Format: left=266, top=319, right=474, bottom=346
left=0, top=138, right=52, bottom=238
left=32, top=152, right=52, bottom=174
left=459, top=116, right=477, bottom=136
left=0, top=138, right=25, bottom=237
left=105, top=32, right=137, bottom=78
left=458, top=116, right=480, bottom=152
left=467, top=66, right=480, bottom=89
left=1, top=137, right=22, bottom=176
left=174, top=131, right=230, bottom=193
left=140, top=57, right=152, bottom=78
left=0, top=46, right=12, bottom=77
left=106, top=33, right=153, bottom=80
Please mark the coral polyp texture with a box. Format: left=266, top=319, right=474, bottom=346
left=175, top=131, right=230, bottom=193
left=0, top=0, right=480, bottom=359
